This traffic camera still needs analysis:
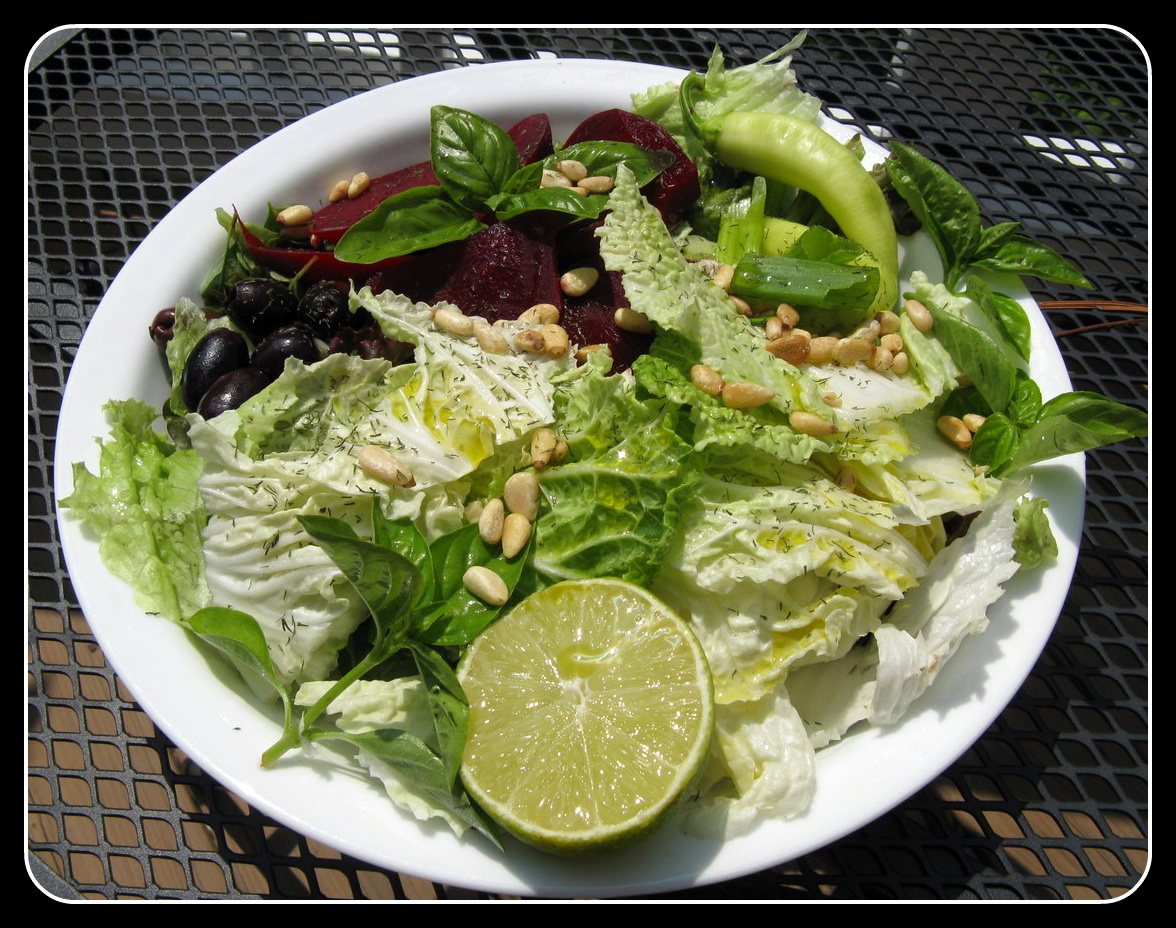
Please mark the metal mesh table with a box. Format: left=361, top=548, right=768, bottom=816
left=27, top=26, right=1149, bottom=900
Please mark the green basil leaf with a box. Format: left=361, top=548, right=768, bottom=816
left=968, top=411, right=1019, bottom=474
left=431, top=105, right=519, bottom=213
left=972, top=234, right=1092, bottom=288
left=372, top=510, right=435, bottom=606
left=407, top=639, right=468, bottom=787
left=887, top=142, right=983, bottom=289
left=550, top=140, right=674, bottom=186
left=185, top=606, right=289, bottom=704
left=315, top=728, right=502, bottom=850
left=1006, top=370, right=1044, bottom=428
left=1010, top=391, right=1148, bottom=471
left=333, top=185, right=485, bottom=264
left=926, top=300, right=1020, bottom=414
left=966, top=276, right=1033, bottom=361
left=975, top=221, right=1021, bottom=258
left=488, top=187, right=610, bottom=221
left=298, top=514, right=423, bottom=650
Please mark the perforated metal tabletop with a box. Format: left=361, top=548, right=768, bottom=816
left=27, top=26, right=1149, bottom=900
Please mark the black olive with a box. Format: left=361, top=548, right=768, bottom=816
left=252, top=323, right=322, bottom=381
left=296, top=280, right=350, bottom=338
left=225, top=277, right=298, bottom=339
left=197, top=367, right=269, bottom=418
left=181, top=328, right=251, bottom=411
left=149, top=308, right=176, bottom=350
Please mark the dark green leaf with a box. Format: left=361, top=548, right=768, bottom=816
left=965, top=276, right=1033, bottom=361
left=184, top=606, right=288, bottom=703
left=333, top=185, right=485, bottom=264
left=968, top=412, right=1019, bottom=473
left=430, top=106, right=519, bottom=213
left=488, top=186, right=609, bottom=221
left=925, top=301, right=1020, bottom=414
left=371, top=510, right=435, bottom=605
left=1010, top=391, right=1148, bottom=471
left=408, top=640, right=468, bottom=787
left=975, top=221, right=1021, bottom=258
left=972, top=235, right=1092, bottom=288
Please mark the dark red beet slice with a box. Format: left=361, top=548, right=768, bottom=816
left=560, top=261, right=652, bottom=374
left=235, top=212, right=411, bottom=282
left=507, top=112, right=554, bottom=165
left=563, top=109, right=700, bottom=228
left=369, top=215, right=564, bottom=324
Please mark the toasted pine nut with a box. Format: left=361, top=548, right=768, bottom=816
left=276, top=204, right=313, bottom=226
left=891, top=351, right=910, bottom=375
left=503, top=471, right=540, bottom=521
left=531, top=427, right=559, bottom=470
left=712, top=263, right=735, bottom=291
left=880, top=332, right=904, bottom=354
left=765, top=316, right=785, bottom=340
left=822, top=392, right=842, bottom=408
left=776, top=303, right=800, bottom=328
left=836, top=467, right=858, bottom=491
left=876, top=309, right=901, bottom=335
left=328, top=179, right=350, bottom=203
left=722, top=381, right=775, bottom=409
left=478, top=498, right=505, bottom=545
left=789, top=410, right=837, bottom=436
left=464, top=500, right=484, bottom=523
left=552, top=438, right=569, bottom=463
left=766, top=333, right=810, bottom=365
left=433, top=306, right=474, bottom=337
left=577, top=175, right=614, bottom=194
left=850, top=318, right=881, bottom=342
left=575, top=343, right=607, bottom=363
left=473, top=321, right=509, bottom=354
left=514, top=329, right=547, bottom=354
left=614, top=306, right=653, bottom=333
left=834, top=337, right=874, bottom=365
left=904, top=298, right=934, bottom=333
left=868, top=345, right=895, bottom=372
left=690, top=364, right=724, bottom=396
left=557, top=160, right=587, bottom=182
left=938, top=415, right=972, bottom=449
left=519, top=302, right=560, bottom=325
left=962, top=413, right=987, bottom=433
left=568, top=186, right=590, bottom=197
left=501, top=513, right=532, bottom=559
left=357, top=445, right=415, bottom=487
left=347, top=171, right=370, bottom=199
left=541, top=323, right=570, bottom=358
left=806, top=336, right=838, bottom=366
left=729, top=295, right=752, bottom=316
left=560, top=267, right=599, bottom=297
left=464, top=565, right=509, bottom=606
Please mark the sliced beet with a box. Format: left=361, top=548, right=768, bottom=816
left=306, top=160, right=439, bottom=245
left=563, top=108, right=700, bottom=227
left=235, top=213, right=410, bottom=282
left=507, top=112, right=554, bottom=165
left=558, top=257, right=652, bottom=374
left=370, top=215, right=564, bottom=324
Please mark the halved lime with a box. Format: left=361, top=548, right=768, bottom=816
left=457, top=577, right=714, bottom=855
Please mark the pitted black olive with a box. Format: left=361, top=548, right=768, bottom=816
left=197, top=367, right=269, bottom=419
left=252, top=323, right=322, bottom=381
left=296, top=280, right=350, bottom=338
left=181, top=328, right=251, bottom=411
left=149, top=308, right=176, bottom=350
left=225, top=277, right=298, bottom=339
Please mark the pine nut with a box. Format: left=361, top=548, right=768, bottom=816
left=530, top=427, right=559, bottom=470
left=938, top=415, right=972, bottom=449
left=578, top=175, right=615, bottom=194
left=503, top=471, right=540, bottom=521
left=328, top=179, right=350, bottom=203
left=276, top=204, right=313, bottom=226
left=963, top=413, right=987, bottom=433
left=556, top=159, right=588, bottom=182
left=729, top=295, right=752, bottom=316
left=837, top=467, right=858, bottom=492
left=880, top=332, right=904, bottom=354
left=560, top=266, right=599, bottom=297
left=569, top=186, right=590, bottom=197
left=541, top=323, right=570, bottom=358
left=575, top=343, right=607, bottom=363
left=541, top=169, right=573, bottom=188
left=464, top=565, right=509, bottom=606
left=552, top=438, right=569, bottom=463
left=712, top=264, right=735, bottom=291
left=347, top=171, right=370, bottom=199
left=892, top=351, right=910, bottom=375
left=357, top=445, right=416, bottom=487
left=514, top=329, right=547, bottom=354
left=766, top=333, right=810, bottom=365
left=765, top=316, right=785, bottom=340
left=501, top=513, right=532, bottom=559
left=904, top=298, right=934, bottom=333
left=876, top=309, right=901, bottom=335
left=822, top=392, right=842, bottom=408
left=722, top=381, right=775, bottom=409
left=519, top=302, right=560, bottom=325
left=690, top=364, right=724, bottom=396
left=614, top=306, right=653, bottom=333
left=850, top=318, right=881, bottom=342
left=776, top=303, right=800, bottom=328
left=868, top=345, right=895, bottom=372
left=789, top=410, right=837, bottom=436
left=806, top=336, right=838, bottom=366
left=478, top=498, right=505, bottom=545
left=473, top=321, right=510, bottom=354
left=433, top=306, right=474, bottom=337
left=465, top=499, right=485, bottom=523
left=834, top=337, right=873, bottom=366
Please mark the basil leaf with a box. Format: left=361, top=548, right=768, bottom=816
left=1010, top=391, right=1148, bottom=471
left=315, top=728, right=502, bottom=850
left=966, top=276, right=1033, bottom=361
left=185, top=607, right=289, bottom=705
left=926, top=300, right=1020, bottom=415
left=431, top=105, right=519, bottom=213
left=333, top=185, right=485, bottom=264
left=372, top=510, right=435, bottom=606
left=887, top=142, right=982, bottom=289
left=968, top=411, right=1019, bottom=474
left=488, top=187, right=609, bottom=221
left=972, top=234, right=1092, bottom=288
left=408, top=639, right=468, bottom=787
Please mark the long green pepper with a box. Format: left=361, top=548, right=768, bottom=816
left=680, top=73, right=899, bottom=317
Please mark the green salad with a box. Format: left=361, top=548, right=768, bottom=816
left=61, top=39, right=1147, bottom=851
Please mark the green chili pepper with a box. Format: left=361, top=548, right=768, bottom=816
left=680, top=72, right=898, bottom=317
